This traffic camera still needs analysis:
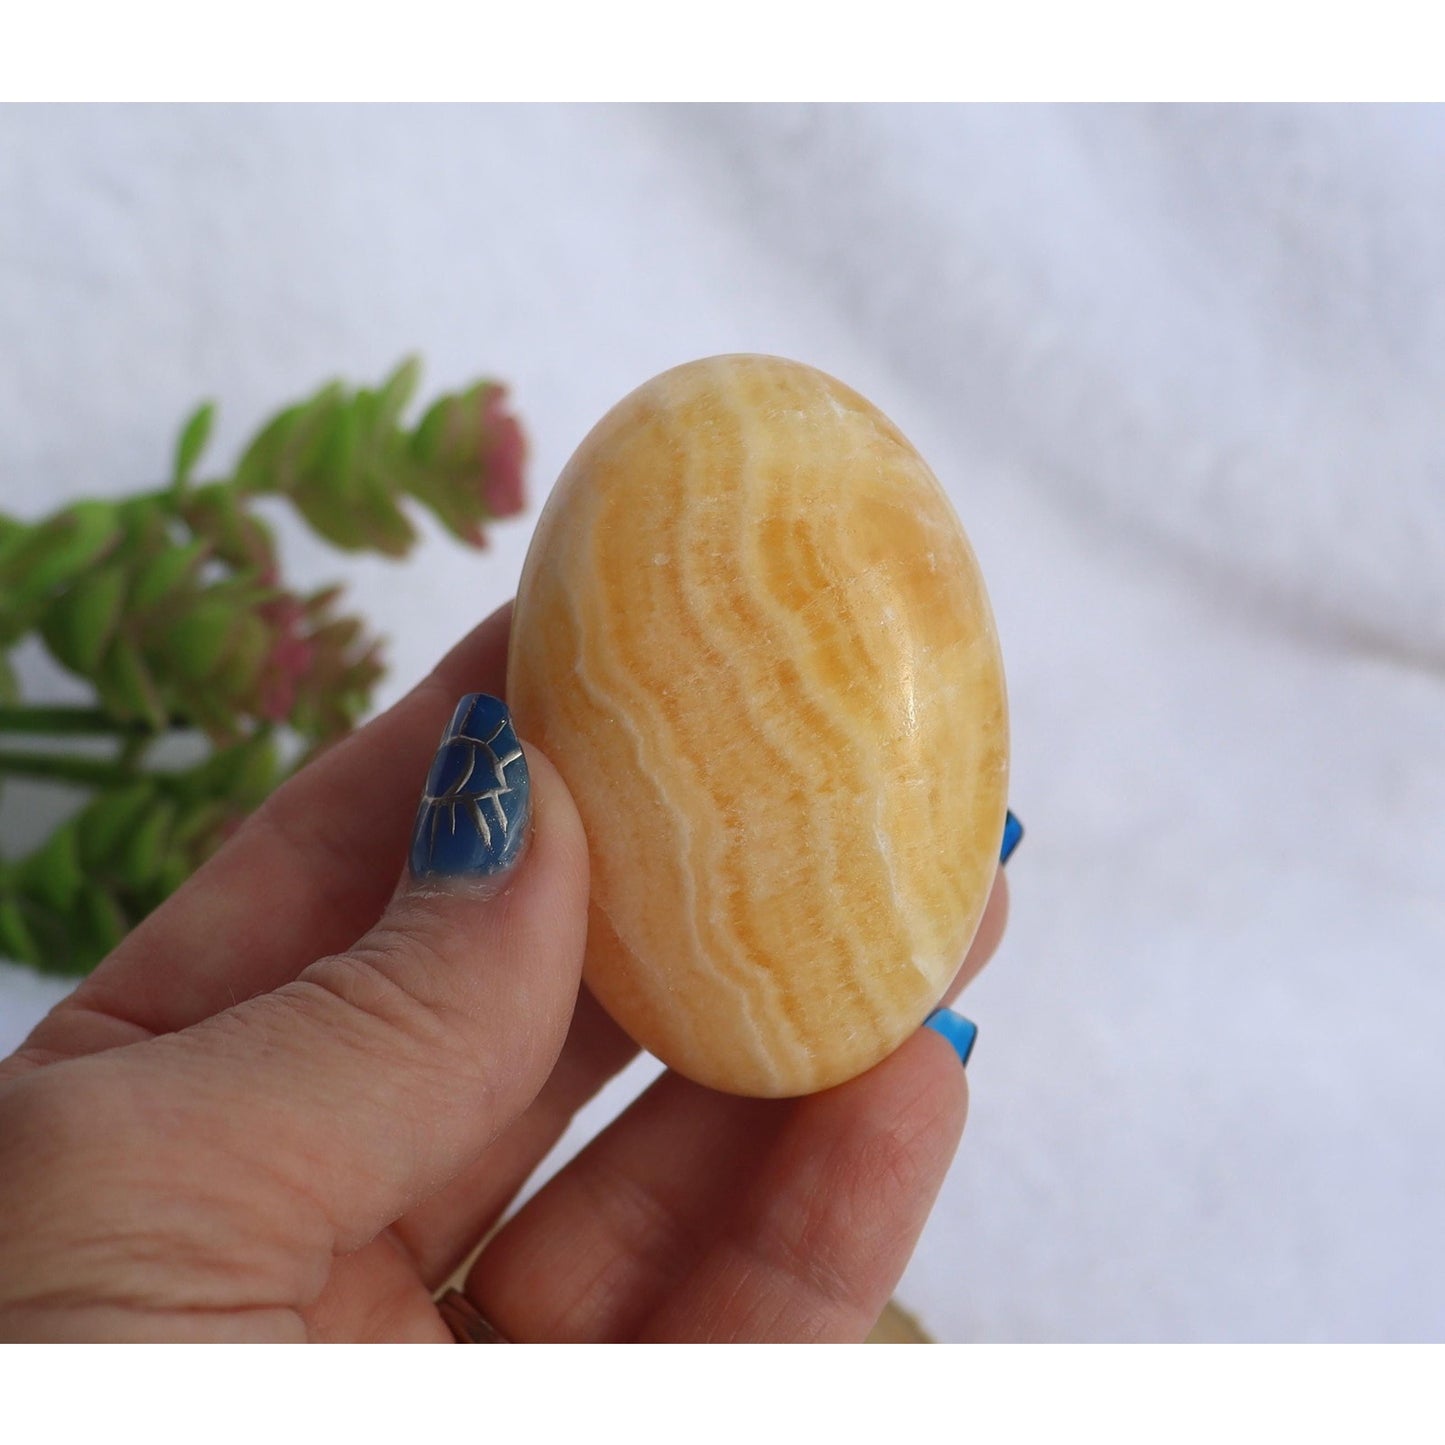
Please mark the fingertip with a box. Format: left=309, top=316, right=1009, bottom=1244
left=829, top=1014, right=971, bottom=1148
left=887, top=1023, right=971, bottom=1165
left=456, top=739, right=590, bottom=1079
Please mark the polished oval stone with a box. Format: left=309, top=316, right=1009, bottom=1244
left=508, top=355, right=1008, bottom=1097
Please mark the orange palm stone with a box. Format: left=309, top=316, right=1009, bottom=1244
left=508, top=355, right=1008, bottom=1097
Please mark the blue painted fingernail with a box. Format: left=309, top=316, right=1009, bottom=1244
left=410, top=694, right=530, bottom=878
left=1000, top=810, right=1024, bottom=865
left=925, top=1009, right=978, bottom=1068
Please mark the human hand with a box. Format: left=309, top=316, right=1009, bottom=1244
left=0, top=602, right=1010, bottom=1342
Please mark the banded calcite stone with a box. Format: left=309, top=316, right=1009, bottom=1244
left=508, top=355, right=1008, bottom=1097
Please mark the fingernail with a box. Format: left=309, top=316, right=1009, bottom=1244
left=409, top=694, right=530, bottom=878
left=924, top=1008, right=978, bottom=1068
left=1000, top=809, right=1024, bottom=865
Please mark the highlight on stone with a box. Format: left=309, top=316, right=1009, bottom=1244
left=509, top=355, right=1009, bottom=1097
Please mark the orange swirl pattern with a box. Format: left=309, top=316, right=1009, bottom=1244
left=509, top=355, right=1008, bottom=1096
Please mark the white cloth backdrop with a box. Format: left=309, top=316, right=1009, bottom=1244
left=1, top=103, right=1441, bottom=1342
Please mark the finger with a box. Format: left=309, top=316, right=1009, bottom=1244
left=397, top=867, right=1007, bottom=1288
left=7, top=605, right=515, bottom=1072
left=104, top=704, right=590, bottom=1259
left=642, top=1026, right=969, bottom=1342
left=389, top=986, right=638, bottom=1286
left=465, top=1023, right=969, bottom=1342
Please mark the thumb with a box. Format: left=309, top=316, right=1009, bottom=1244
left=130, top=694, right=590, bottom=1252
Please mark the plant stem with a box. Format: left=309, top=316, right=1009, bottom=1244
left=0, top=749, right=140, bottom=789
left=0, top=706, right=161, bottom=737
left=117, top=735, right=151, bottom=772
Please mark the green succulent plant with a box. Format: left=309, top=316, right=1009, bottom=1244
left=0, top=358, right=526, bottom=977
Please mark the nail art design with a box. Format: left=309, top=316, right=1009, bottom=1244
left=410, top=694, right=530, bottom=878
left=1000, top=809, right=1024, bottom=865
left=925, top=1008, right=978, bottom=1068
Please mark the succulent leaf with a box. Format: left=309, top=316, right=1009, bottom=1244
left=79, top=783, right=157, bottom=868
left=95, top=639, right=167, bottom=729
left=173, top=401, right=216, bottom=491
left=131, top=540, right=211, bottom=613
left=0, top=502, right=124, bottom=604
left=0, top=896, right=42, bottom=968
left=40, top=564, right=129, bottom=675
left=18, top=820, right=84, bottom=912
left=118, top=798, right=178, bottom=890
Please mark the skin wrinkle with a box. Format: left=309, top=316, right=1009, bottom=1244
left=0, top=1006, right=153, bottom=1083
left=0, top=1065, right=330, bottom=1319
left=563, top=1151, right=709, bottom=1337
left=388, top=989, right=639, bottom=1290
left=654, top=1239, right=863, bottom=1344
left=135, top=1002, right=413, bottom=1268
left=0, top=1300, right=308, bottom=1344
left=213, top=975, right=489, bottom=1244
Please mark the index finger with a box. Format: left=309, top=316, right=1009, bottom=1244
left=8, top=603, right=515, bottom=1068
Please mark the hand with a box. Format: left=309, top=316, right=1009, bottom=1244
left=0, top=603, right=1009, bottom=1342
